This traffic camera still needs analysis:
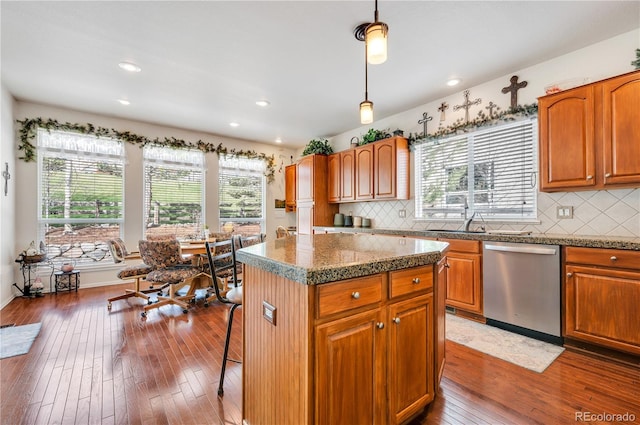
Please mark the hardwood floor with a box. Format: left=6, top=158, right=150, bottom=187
left=1, top=284, right=639, bottom=425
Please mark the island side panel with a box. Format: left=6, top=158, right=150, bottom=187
left=242, top=265, right=313, bottom=425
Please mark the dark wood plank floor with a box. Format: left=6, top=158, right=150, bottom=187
left=1, top=284, right=639, bottom=425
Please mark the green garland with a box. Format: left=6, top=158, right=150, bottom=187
left=407, top=103, right=538, bottom=145
left=16, top=118, right=276, bottom=183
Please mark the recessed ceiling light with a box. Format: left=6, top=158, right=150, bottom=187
left=256, top=100, right=270, bottom=107
left=117, top=99, right=130, bottom=105
left=275, top=138, right=282, bottom=144
left=229, top=122, right=240, bottom=127
left=118, top=62, right=141, bottom=73
left=447, top=78, right=461, bottom=87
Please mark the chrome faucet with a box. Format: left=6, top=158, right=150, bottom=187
left=464, top=212, right=476, bottom=232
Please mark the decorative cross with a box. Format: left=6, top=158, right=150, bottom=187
left=437, top=102, right=449, bottom=122
left=501, top=75, right=528, bottom=109
left=418, top=112, right=433, bottom=137
left=2, top=162, right=10, bottom=196
left=453, top=90, right=481, bottom=123
left=485, top=101, right=497, bottom=118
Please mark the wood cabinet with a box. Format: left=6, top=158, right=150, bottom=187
left=316, top=266, right=437, bottom=425
left=329, top=136, right=410, bottom=203
left=439, top=239, right=482, bottom=315
left=539, top=70, right=640, bottom=192
left=564, top=246, right=640, bottom=356
left=285, top=164, right=296, bottom=212
left=296, top=154, right=339, bottom=234
left=328, top=151, right=355, bottom=203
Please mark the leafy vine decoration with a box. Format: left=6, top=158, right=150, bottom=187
left=407, top=103, right=538, bottom=145
left=16, top=118, right=277, bottom=183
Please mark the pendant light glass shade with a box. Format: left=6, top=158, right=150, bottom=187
left=365, top=22, right=388, bottom=65
left=360, top=100, right=374, bottom=124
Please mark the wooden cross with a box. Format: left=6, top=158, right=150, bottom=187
left=501, top=75, right=528, bottom=109
left=418, top=112, right=433, bottom=136
left=485, top=101, right=497, bottom=118
left=437, top=102, right=449, bottom=122
left=453, top=90, right=481, bottom=123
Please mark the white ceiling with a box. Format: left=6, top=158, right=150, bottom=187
left=2, top=1, right=639, bottom=148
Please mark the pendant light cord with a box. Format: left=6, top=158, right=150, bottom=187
left=364, top=41, right=369, bottom=101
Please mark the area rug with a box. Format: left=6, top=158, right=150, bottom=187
left=0, top=323, right=42, bottom=359
left=446, top=314, right=564, bottom=373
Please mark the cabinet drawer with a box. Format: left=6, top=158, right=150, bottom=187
left=316, top=274, right=383, bottom=318
left=389, top=265, right=433, bottom=299
left=438, top=238, right=481, bottom=254
left=565, top=247, right=640, bottom=271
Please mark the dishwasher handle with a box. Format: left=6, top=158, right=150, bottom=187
left=484, top=244, right=557, bottom=255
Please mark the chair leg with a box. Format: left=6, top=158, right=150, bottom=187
left=218, top=303, right=240, bottom=396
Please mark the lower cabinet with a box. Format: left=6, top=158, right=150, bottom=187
left=564, top=247, right=640, bottom=355
left=439, top=239, right=482, bottom=315
left=315, top=266, right=438, bottom=425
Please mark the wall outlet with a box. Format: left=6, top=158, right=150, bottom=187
left=398, top=209, right=406, bottom=218
left=556, top=206, right=574, bottom=219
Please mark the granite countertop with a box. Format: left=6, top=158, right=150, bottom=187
left=235, top=233, right=449, bottom=285
left=313, top=226, right=640, bottom=251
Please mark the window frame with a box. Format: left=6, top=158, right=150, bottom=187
left=414, top=118, right=538, bottom=223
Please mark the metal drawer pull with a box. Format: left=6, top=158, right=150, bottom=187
left=351, top=291, right=360, bottom=299
left=412, top=277, right=421, bottom=284
left=605, top=173, right=611, bottom=178
left=393, top=317, right=400, bottom=324
left=586, top=175, right=593, bottom=180
left=445, top=263, right=450, bottom=268
left=376, top=322, right=384, bottom=329
left=567, top=272, right=573, bottom=278
left=610, top=256, right=617, bottom=261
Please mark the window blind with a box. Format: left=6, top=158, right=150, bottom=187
left=143, top=145, right=205, bottom=239
left=415, top=119, right=537, bottom=220
left=219, top=157, right=265, bottom=234
left=38, top=129, right=124, bottom=267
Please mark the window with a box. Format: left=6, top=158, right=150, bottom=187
left=143, top=145, right=205, bottom=239
left=415, top=119, right=537, bottom=221
left=38, top=129, right=125, bottom=268
left=219, top=156, right=265, bottom=235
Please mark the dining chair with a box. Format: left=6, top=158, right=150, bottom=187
left=106, top=238, right=156, bottom=310
left=203, top=237, right=243, bottom=396
left=202, top=237, right=240, bottom=306
left=138, top=239, right=205, bottom=318
left=275, top=225, right=290, bottom=238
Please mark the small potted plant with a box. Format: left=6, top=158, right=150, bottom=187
left=302, top=139, right=333, bottom=156
left=359, top=128, right=391, bottom=145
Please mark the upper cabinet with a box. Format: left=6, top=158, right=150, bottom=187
left=296, top=154, right=339, bottom=235
left=285, top=164, right=296, bottom=212
left=329, top=136, right=410, bottom=203
left=539, top=70, right=640, bottom=192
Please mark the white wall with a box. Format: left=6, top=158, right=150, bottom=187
left=11, top=101, right=297, bottom=293
left=330, top=29, right=640, bottom=238
left=1, top=84, right=17, bottom=308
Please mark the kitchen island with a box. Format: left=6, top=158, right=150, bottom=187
left=235, top=233, right=449, bottom=425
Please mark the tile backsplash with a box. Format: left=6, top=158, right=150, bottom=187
left=339, top=188, right=640, bottom=237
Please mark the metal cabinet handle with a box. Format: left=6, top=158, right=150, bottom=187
left=351, top=291, right=360, bottom=299
left=605, top=173, right=611, bottom=178
left=586, top=175, right=593, bottom=180
left=393, top=317, right=401, bottom=324
left=567, top=272, right=573, bottom=278
left=610, top=256, right=617, bottom=262
left=412, top=277, right=421, bottom=284
left=376, top=322, right=385, bottom=329
left=445, top=263, right=450, bottom=268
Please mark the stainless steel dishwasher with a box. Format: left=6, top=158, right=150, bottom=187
left=483, top=241, right=562, bottom=344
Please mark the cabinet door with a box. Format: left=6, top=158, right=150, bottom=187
left=388, top=294, right=434, bottom=424
left=539, top=85, right=596, bottom=191
left=445, top=252, right=482, bottom=314
left=435, top=257, right=447, bottom=388
left=565, top=265, right=640, bottom=355
left=285, top=164, right=297, bottom=211
left=297, top=155, right=314, bottom=203
left=315, top=308, right=386, bottom=425
left=328, top=153, right=341, bottom=203
left=355, top=145, right=374, bottom=200
left=340, top=150, right=356, bottom=202
left=602, top=72, right=640, bottom=186
left=374, top=139, right=397, bottom=199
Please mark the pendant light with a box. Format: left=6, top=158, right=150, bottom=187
left=365, top=0, right=388, bottom=65
left=359, top=42, right=373, bottom=124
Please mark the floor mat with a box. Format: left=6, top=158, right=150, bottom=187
left=0, top=323, right=42, bottom=359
